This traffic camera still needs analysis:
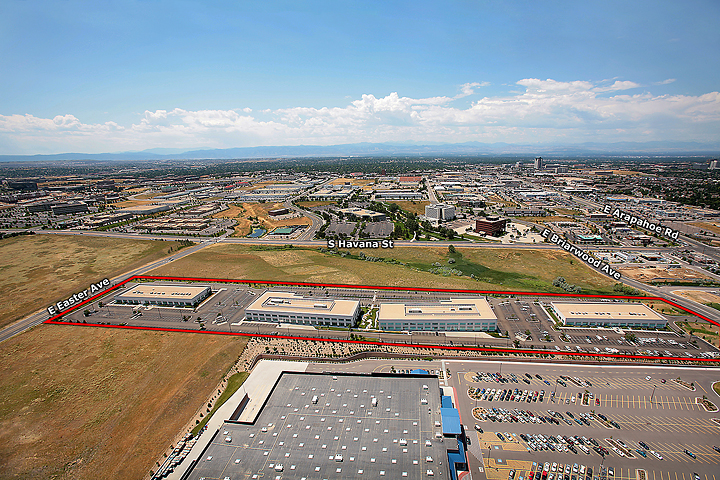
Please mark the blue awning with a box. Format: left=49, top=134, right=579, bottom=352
left=441, top=395, right=453, bottom=408
left=447, top=438, right=468, bottom=480
left=440, top=407, right=462, bottom=435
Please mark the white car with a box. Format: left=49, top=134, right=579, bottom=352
left=651, top=450, right=663, bottom=460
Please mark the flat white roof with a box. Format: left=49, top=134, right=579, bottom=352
left=378, top=298, right=496, bottom=322
left=115, top=284, right=211, bottom=299
left=550, top=302, right=665, bottom=321
left=246, top=291, right=359, bottom=317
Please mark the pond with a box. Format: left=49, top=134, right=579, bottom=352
left=247, top=228, right=266, bottom=238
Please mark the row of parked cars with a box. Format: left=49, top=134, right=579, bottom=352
left=473, top=387, right=546, bottom=403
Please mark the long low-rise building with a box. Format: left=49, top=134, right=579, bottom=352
left=550, top=301, right=666, bottom=328
left=245, top=291, right=361, bottom=327
left=378, top=298, right=497, bottom=332
left=114, top=284, right=212, bottom=307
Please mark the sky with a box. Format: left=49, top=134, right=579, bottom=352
left=0, top=0, right=719, bottom=155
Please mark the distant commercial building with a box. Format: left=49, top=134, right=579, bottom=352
left=50, top=202, right=89, bottom=215
left=378, top=298, right=497, bottom=332
left=374, top=190, right=425, bottom=200
left=503, top=208, right=546, bottom=217
left=710, top=159, right=718, bottom=170
left=474, top=216, right=507, bottom=236
left=534, top=157, right=544, bottom=170
left=268, top=207, right=290, bottom=217
left=338, top=207, right=386, bottom=222
left=245, top=291, right=360, bottom=327
left=26, top=201, right=53, bottom=213
left=114, top=284, right=212, bottom=307
left=550, top=302, right=666, bottom=328
left=6, top=180, right=38, bottom=191
left=398, top=176, right=422, bottom=185
left=425, top=203, right=456, bottom=221
left=116, top=204, right=172, bottom=215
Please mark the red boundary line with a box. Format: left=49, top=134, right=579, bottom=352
left=43, top=275, right=720, bottom=364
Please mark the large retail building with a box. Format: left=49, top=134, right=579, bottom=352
left=378, top=298, right=497, bottom=332
left=550, top=301, right=666, bottom=328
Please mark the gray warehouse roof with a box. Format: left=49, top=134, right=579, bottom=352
left=186, top=372, right=449, bottom=480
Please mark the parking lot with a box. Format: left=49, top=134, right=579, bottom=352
left=66, top=283, right=718, bottom=359
left=449, top=360, right=720, bottom=480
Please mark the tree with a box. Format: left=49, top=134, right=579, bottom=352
left=448, top=244, right=456, bottom=254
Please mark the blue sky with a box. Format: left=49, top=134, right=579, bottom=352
left=1, top=0, right=719, bottom=154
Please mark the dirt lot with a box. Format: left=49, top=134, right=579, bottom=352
left=673, top=289, right=720, bottom=304
left=0, top=325, right=248, bottom=480
left=392, top=200, right=430, bottom=215
left=617, top=265, right=713, bottom=283
left=0, top=235, right=171, bottom=329
left=148, top=245, right=616, bottom=294
left=219, top=203, right=311, bottom=237
left=329, top=177, right=374, bottom=186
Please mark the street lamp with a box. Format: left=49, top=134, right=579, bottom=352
left=650, top=385, right=656, bottom=405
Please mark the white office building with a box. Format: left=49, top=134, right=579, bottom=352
left=550, top=302, right=666, bottom=328
left=425, top=203, right=456, bottom=221
left=245, top=291, right=361, bottom=327
left=378, top=298, right=497, bottom=332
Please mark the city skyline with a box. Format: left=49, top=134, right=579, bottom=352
left=1, top=0, right=719, bottom=154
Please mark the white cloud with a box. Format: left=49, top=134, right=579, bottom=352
left=1, top=78, right=719, bottom=154
left=456, top=82, right=490, bottom=98
left=655, top=78, right=676, bottom=85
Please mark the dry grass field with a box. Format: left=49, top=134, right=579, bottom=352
left=329, top=177, right=374, bottom=186
left=213, top=204, right=253, bottom=236
left=0, top=325, right=247, bottom=480
left=148, top=244, right=616, bottom=293
left=486, top=195, right=518, bottom=207
left=220, top=203, right=311, bottom=237
left=689, top=221, right=720, bottom=236
left=296, top=201, right=334, bottom=208
left=0, top=235, right=171, bottom=329
left=393, top=200, right=430, bottom=215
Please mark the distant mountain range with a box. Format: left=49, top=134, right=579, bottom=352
left=1, top=141, right=718, bottom=162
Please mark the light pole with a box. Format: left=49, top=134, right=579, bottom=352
left=650, top=385, right=656, bottom=405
